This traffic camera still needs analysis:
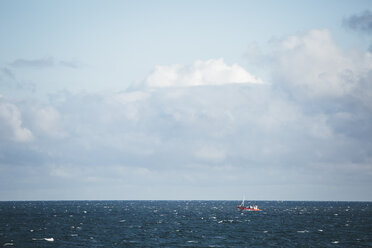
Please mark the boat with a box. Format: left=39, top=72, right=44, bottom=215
left=237, top=195, right=260, bottom=211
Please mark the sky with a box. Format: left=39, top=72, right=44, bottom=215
left=0, top=0, right=372, bottom=201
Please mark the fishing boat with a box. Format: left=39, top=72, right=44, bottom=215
left=237, top=195, right=260, bottom=211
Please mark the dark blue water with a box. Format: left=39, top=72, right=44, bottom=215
left=0, top=201, right=371, bottom=247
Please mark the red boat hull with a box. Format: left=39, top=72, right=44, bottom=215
left=237, top=206, right=260, bottom=211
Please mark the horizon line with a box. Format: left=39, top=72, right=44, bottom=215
left=1, top=199, right=371, bottom=203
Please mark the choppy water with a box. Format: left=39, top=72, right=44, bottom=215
left=0, top=201, right=371, bottom=247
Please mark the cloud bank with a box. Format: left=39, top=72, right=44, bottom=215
left=0, top=29, right=371, bottom=200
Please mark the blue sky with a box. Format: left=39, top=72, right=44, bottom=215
left=0, top=1, right=371, bottom=201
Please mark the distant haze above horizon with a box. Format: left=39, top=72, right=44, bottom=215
left=0, top=0, right=372, bottom=201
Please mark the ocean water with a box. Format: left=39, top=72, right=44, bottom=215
left=0, top=201, right=371, bottom=247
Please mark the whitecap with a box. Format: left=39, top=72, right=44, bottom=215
left=217, top=220, right=223, bottom=223
left=3, top=243, right=14, bottom=246
left=318, top=229, right=323, bottom=232
left=263, top=231, right=268, bottom=233
left=187, top=240, right=198, bottom=243
left=43, top=238, right=54, bottom=242
left=297, top=230, right=309, bottom=233
left=331, top=241, right=339, bottom=244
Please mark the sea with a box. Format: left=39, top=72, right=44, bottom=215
left=0, top=201, right=371, bottom=247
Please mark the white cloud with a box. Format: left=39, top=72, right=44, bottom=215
left=145, top=58, right=262, bottom=88
left=271, top=29, right=372, bottom=98
left=0, top=101, right=33, bottom=142
left=32, top=106, right=66, bottom=139
left=106, top=91, right=150, bottom=123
